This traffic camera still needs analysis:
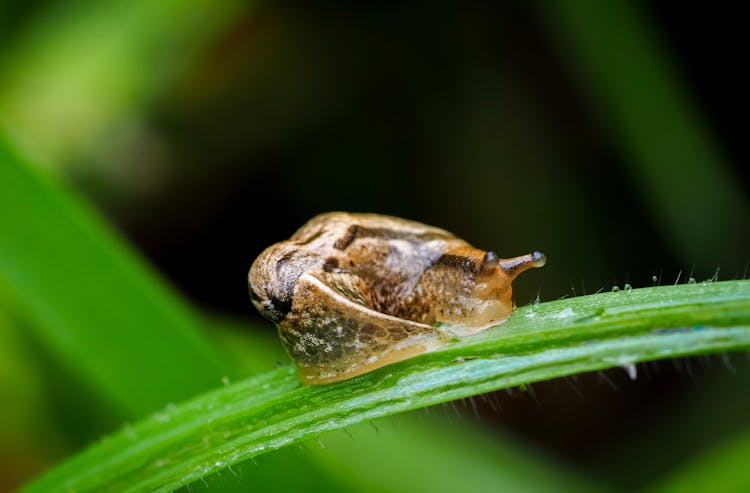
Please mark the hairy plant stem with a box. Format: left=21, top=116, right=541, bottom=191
left=23, top=280, right=750, bottom=492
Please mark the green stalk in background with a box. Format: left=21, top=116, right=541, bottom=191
left=22, top=280, right=750, bottom=492
left=538, top=0, right=750, bottom=263
left=647, top=428, right=750, bottom=493
left=0, top=137, right=231, bottom=418
left=0, top=0, right=248, bottom=418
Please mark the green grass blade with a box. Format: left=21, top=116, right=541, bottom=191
left=0, top=136, right=229, bottom=418
left=22, top=280, right=750, bottom=492
left=205, top=316, right=613, bottom=493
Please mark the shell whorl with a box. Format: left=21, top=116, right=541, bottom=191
left=247, top=212, right=546, bottom=384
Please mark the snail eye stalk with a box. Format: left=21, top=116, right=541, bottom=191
left=499, top=251, right=547, bottom=281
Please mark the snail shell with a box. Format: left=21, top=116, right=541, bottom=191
left=248, top=212, right=545, bottom=384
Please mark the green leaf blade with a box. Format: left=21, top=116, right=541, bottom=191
left=22, top=280, right=750, bottom=492
left=0, top=136, right=230, bottom=418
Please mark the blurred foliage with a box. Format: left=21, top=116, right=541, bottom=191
left=0, top=142, right=230, bottom=418
left=0, top=0, right=245, bottom=164
left=647, top=428, right=750, bottom=493
left=1, top=0, right=748, bottom=491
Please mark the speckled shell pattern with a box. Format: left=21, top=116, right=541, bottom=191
left=248, top=212, right=517, bottom=384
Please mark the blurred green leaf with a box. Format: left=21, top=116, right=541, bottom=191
left=646, top=428, right=750, bottom=493
left=0, top=311, right=41, bottom=441
left=208, top=315, right=288, bottom=377
left=0, top=136, right=229, bottom=418
left=594, top=350, right=750, bottom=488
left=22, top=280, right=750, bottom=492
left=303, top=415, right=607, bottom=493
left=0, top=0, right=244, bottom=163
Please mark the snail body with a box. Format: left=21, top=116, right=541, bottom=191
left=248, top=212, right=545, bottom=384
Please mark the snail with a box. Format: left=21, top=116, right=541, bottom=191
left=248, top=212, right=546, bottom=384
